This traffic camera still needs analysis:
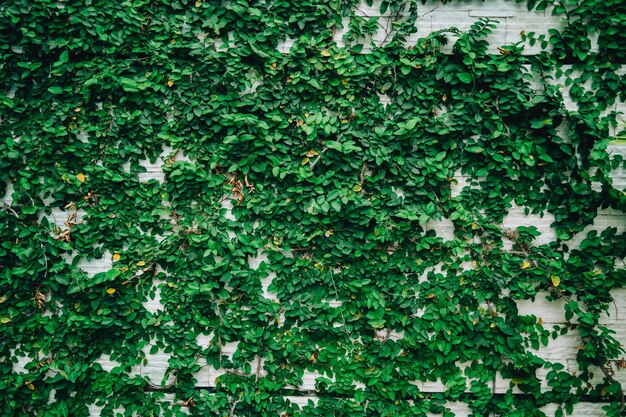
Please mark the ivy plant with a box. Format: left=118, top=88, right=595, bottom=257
left=1, top=0, right=625, bottom=416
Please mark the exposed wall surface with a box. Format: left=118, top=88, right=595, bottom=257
left=14, top=144, right=625, bottom=416
left=2, top=0, right=626, bottom=416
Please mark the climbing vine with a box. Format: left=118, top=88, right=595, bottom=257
left=1, top=0, right=625, bottom=416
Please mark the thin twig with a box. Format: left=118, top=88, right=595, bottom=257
left=255, top=355, right=262, bottom=383
left=145, top=371, right=178, bottom=391
left=328, top=269, right=356, bottom=353
left=309, top=147, right=328, bottom=169
left=40, top=244, right=49, bottom=280
left=1, top=204, right=20, bottom=218
left=229, top=397, right=241, bottom=417
left=419, top=4, right=440, bottom=19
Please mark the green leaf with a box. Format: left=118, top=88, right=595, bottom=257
left=120, top=78, right=141, bottom=92
left=48, top=86, right=64, bottom=94
left=405, top=118, right=419, bottom=130
left=457, top=73, right=472, bottom=84
left=326, top=141, right=343, bottom=152
left=67, top=269, right=122, bottom=294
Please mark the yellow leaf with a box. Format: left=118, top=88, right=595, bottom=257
left=551, top=275, right=560, bottom=287
left=112, top=253, right=121, bottom=262
left=76, top=173, right=85, bottom=183
left=0, top=317, right=10, bottom=324
left=320, top=49, right=331, bottom=57
left=324, top=229, right=333, bottom=237
left=490, top=323, right=496, bottom=328
left=167, top=79, right=174, bottom=87
left=537, top=317, right=543, bottom=325
left=0, top=295, right=7, bottom=303
left=520, top=261, right=531, bottom=270
left=301, top=157, right=310, bottom=165
left=106, top=288, right=116, bottom=295
left=27, top=383, right=35, bottom=390
left=352, top=184, right=362, bottom=192
left=305, top=149, right=319, bottom=157
left=195, top=0, right=202, bottom=6
left=136, top=260, right=146, bottom=267
left=426, top=293, right=435, bottom=299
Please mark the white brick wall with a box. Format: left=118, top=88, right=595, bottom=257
left=2, top=1, right=624, bottom=414
left=275, top=0, right=568, bottom=55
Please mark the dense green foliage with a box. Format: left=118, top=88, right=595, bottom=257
left=1, top=0, right=626, bottom=416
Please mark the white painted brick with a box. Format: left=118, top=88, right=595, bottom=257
left=41, top=207, right=87, bottom=229
left=450, top=172, right=473, bottom=198
left=495, top=364, right=555, bottom=393
left=88, top=403, right=103, bottom=417
left=502, top=203, right=557, bottom=245
left=136, top=145, right=194, bottom=183
left=567, top=209, right=626, bottom=249
left=542, top=402, right=612, bottom=417
left=420, top=378, right=447, bottom=393
left=422, top=216, right=455, bottom=241
left=140, top=344, right=175, bottom=387
left=285, top=395, right=319, bottom=407
left=426, top=402, right=472, bottom=417
left=221, top=341, right=239, bottom=358
left=302, top=370, right=335, bottom=391
left=76, top=252, right=113, bottom=277
left=208, top=366, right=228, bottom=386
left=332, top=0, right=565, bottom=55
left=532, top=329, right=582, bottom=361
left=137, top=162, right=166, bottom=183
left=260, top=272, right=279, bottom=302
left=193, top=357, right=211, bottom=387
left=1, top=181, right=14, bottom=206
left=516, top=291, right=622, bottom=326
left=568, top=358, right=626, bottom=389
left=93, top=354, right=120, bottom=372
left=326, top=299, right=343, bottom=308
left=142, top=279, right=165, bottom=314
left=611, top=289, right=626, bottom=323
left=10, top=347, right=31, bottom=374
left=373, top=328, right=404, bottom=342
left=277, top=37, right=296, bottom=53
left=221, top=198, right=237, bottom=221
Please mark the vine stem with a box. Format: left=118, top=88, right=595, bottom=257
left=328, top=269, right=357, bottom=353
left=309, top=147, right=328, bottom=169
left=1, top=204, right=20, bottom=218
left=229, top=397, right=241, bottom=417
